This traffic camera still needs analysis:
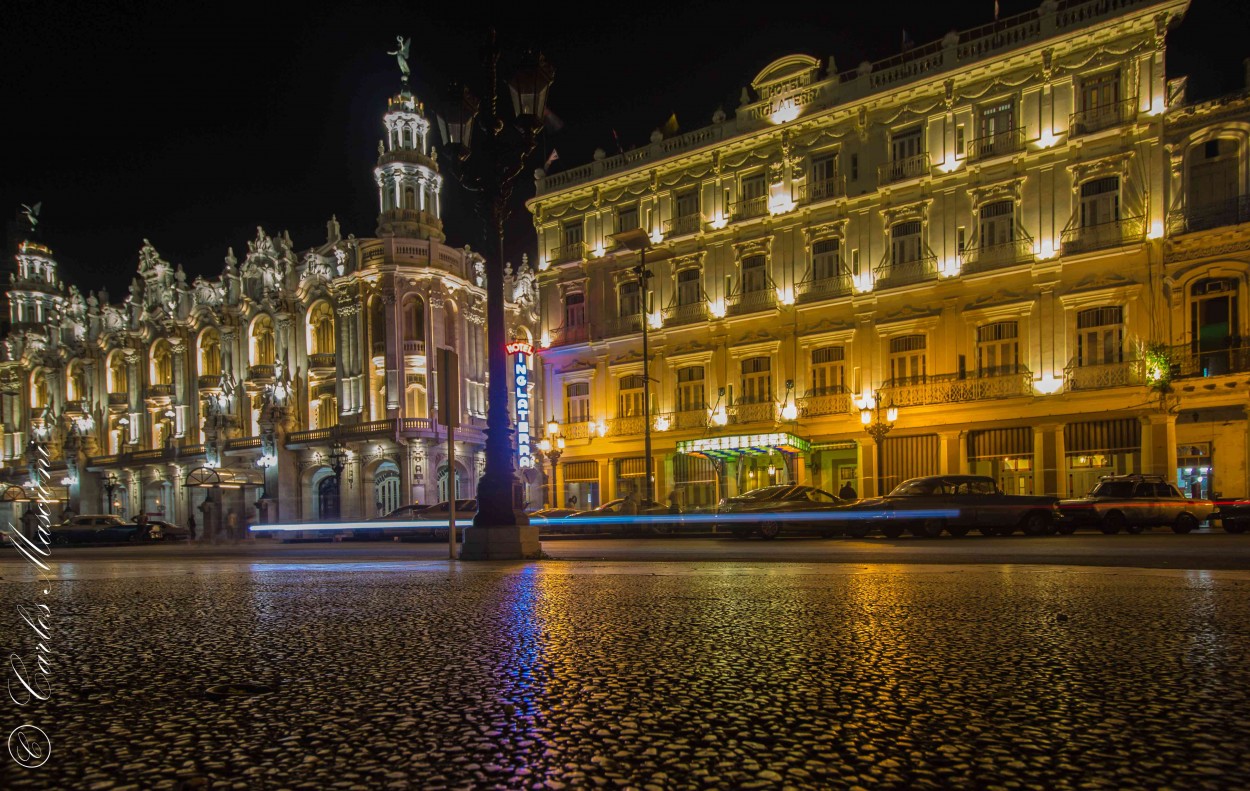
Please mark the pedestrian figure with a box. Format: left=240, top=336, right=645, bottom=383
left=21, top=506, right=39, bottom=541
left=135, top=512, right=149, bottom=541
left=187, top=513, right=197, bottom=542
left=839, top=481, right=858, bottom=500
left=666, top=487, right=682, bottom=513
left=226, top=511, right=239, bottom=544
left=621, top=490, right=639, bottom=515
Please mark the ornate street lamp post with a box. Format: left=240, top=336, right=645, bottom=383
left=104, top=473, right=119, bottom=515
left=436, top=31, right=553, bottom=559
left=536, top=417, right=564, bottom=509
left=859, top=391, right=898, bottom=497
left=329, top=440, right=348, bottom=520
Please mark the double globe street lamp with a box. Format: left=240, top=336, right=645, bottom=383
left=436, top=30, right=553, bottom=559
left=859, top=391, right=898, bottom=497
left=536, top=417, right=565, bottom=509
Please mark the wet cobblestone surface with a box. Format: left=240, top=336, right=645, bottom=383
left=4, top=562, right=1250, bottom=789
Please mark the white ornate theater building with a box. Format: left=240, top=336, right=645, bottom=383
left=527, top=0, right=1250, bottom=509
left=1, top=88, right=541, bottom=532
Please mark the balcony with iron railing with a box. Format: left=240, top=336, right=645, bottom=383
left=794, top=177, right=846, bottom=206
left=731, top=399, right=775, bottom=425
left=664, top=213, right=704, bottom=238
left=606, top=415, right=646, bottom=437
left=873, top=255, right=938, bottom=290
left=796, top=271, right=851, bottom=303
left=308, top=353, right=336, bottom=371
left=1167, top=196, right=1250, bottom=236
left=604, top=314, right=644, bottom=338
left=729, top=196, right=768, bottom=222
left=549, top=323, right=592, bottom=347
left=726, top=288, right=777, bottom=316
left=1069, top=97, right=1138, bottom=137
left=878, top=152, right=929, bottom=184
left=673, top=408, right=709, bottom=430
left=1060, top=216, right=1144, bottom=256
left=248, top=363, right=278, bottom=381
left=880, top=370, right=1034, bottom=407
left=1167, top=343, right=1250, bottom=379
left=663, top=301, right=709, bottom=327
left=1063, top=359, right=1144, bottom=392
left=967, top=126, right=1025, bottom=160
left=960, top=238, right=1035, bottom=274
left=197, top=374, right=223, bottom=390
left=549, top=241, right=588, bottom=266
left=798, top=388, right=852, bottom=418
left=145, top=383, right=174, bottom=399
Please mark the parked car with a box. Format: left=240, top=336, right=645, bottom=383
left=839, top=475, right=1060, bottom=538
left=1215, top=499, right=1250, bottom=533
left=51, top=514, right=152, bottom=545
left=718, top=484, right=851, bottom=539
left=564, top=498, right=675, bottom=535
left=1057, top=474, right=1215, bottom=534
left=137, top=518, right=190, bottom=541
left=371, top=503, right=427, bottom=521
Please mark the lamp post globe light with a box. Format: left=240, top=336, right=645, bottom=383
left=859, top=391, right=898, bottom=497
left=536, top=417, right=564, bottom=509
left=436, top=30, right=553, bottom=560
left=329, top=440, right=348, bottom=520
left=104, top=473, right=119, bottom=515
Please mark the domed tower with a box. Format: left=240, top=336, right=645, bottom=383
left=374, top=90, right=446, bottom=241
left=8, top=240, right=63, bottom=329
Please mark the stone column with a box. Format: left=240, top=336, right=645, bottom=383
left=1141, top=413, right=1178, bottom=480
left=858, top=440, right=879, bottom=498
left=1034, top=422, right=1066, bottom=498
left=938, top=430, right=963, bottom=475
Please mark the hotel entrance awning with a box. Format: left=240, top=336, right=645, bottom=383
left=184, top=466, right=265, bottom=489
left=676, top=432, right=811, bottom=460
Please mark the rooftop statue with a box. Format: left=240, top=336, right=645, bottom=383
left=388, top=36, right=411, bottom=83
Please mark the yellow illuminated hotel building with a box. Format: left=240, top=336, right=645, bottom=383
left=526, top=0, right=1250, bottom=508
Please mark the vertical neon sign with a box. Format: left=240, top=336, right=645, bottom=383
left=506, top=341, right=534, bottom=468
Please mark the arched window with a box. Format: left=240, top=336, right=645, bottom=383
left=108, top=353, right=127, bottom=394
left=252, top=315, right=275, bottom=365
left=443, top=303, right=457, bottom=350
left=403, top=296, right=425, bottom=342
left=30, top=370, right=49, bottom=409
left=66, top=362, right=87, bottom=402
left=406, top=376, right=427, bottom=418
left=315, top=395, right=338, bottom=429
left=404, top=186, right=416, bottom=210
left=199, top=329, right=221, bottom=376
left=151, top=340, right=173, bottom=385
left=308, top=302, right=335, bottom=355
left=618, top=374, right=646, bottom=417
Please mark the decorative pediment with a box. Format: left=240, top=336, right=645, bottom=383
left=670, top=251, right=706, bottom=271
left=803, top=219, right=849, bottom=248
left=732, top=235, right=773, bottom=261
left=800, top=317, right=855, bottom=338
left=1068, top=270, right=1135, bottom=292
left=882, top=198, right=932, bottom=226
left=1068, top=151, right=1135, bottom=183
left=732, top=327, right=780, bottom=346
left=970, top=176, right=1026, bottom=207
left=557, top=358, right=597, bottom=375
left=609, top=349, right=644, bottom=366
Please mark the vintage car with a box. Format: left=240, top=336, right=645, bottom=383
left=1057, top=474, right=1215, bottom=534
left=717, top=484, right=852, bottom=539
left=51, top=514, right=155, bottom=545
left=839, top=475, right=1060, bottom=538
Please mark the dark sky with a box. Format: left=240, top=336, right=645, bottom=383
left=2, top=0, right=1246, bottom=297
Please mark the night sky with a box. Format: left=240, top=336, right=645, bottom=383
left=2, top=0, right=1246, bottom=297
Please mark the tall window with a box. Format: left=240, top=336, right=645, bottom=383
left=151, top=340, right=173, bottom=385
left=810, top=346, right=846, bottom=394
left=891, top=221, right=923, bottom=265
left=252, top=315, right=275, bottom=365
left=108, top=354, right=127, bottom=394
left=676, top=268, right=701, bottom=306
left=564, top=292, right=586, bottom=327
left=66, top=363, right=86, bottom=402
left=976, top=322, right=1020, bottom=376
left=978, top=100, right=1014, bottom=141
left=740, top=357, right=772, bottom=404
left=405, top=375, right=426, bottom=419
left=676, top=366, right=705, bottom=412
left=316, top=395, right=339, bottom=429
left=617, top=203, right=638, bottom=232
left=1080, top=177, right=1120, bottom=228
left=565, top=381, right=591, bottom=423
left=741, top=173, right=767, bottom=203
left=30, top=371, right=49, bottom=409
left=618, top=374, right=645, bottom=417
left=1076, top=307, right=1124, bottom=366
left=812, top=153, right=838, bottom=195
left=563, top=220, right=583, bottom=246
left=618, top=280, right=643, bottom=318
left=889, top=335, right=927, bottom=383
left=741, top=255, right=768, bottom=293
left=811, top=239, right=841, bottom=281
left=891, top=127, right=923, bottom=162
left=675, top=190, right=700, bottom=219
left=403, top=297, right=424, bottom=342
left=1189, top=139, right=1240, bottom=212
left=1079, top=71, right=1120, bottom=115
left=308, top=302, right=335, bottom=355
left=199, top=330, right=221, bottom=376
left=978, top=201, right=1015, bottom=249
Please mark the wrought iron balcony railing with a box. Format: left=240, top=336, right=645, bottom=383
left=1166, top=343, right=1250, bottom=379
left=663, top=302, right=709, bottom=327
left=878, top=152, right=929, bottom=184
left=606, top=416, right=646, bottom=437
left=960, top=238, right=1035, bottom=274
left=604, top=314, right=644, bottom=338
left=731, top=400, right=775, bottom=424
left=549, top=241, right=588, bottom=265
left=729, top=196, right=768, bottom=221
left=1063, top=359, right=1144, bottom=392
left=664, top=213, right=704, bottom=238
left=873, top=255, right=938, bottom=289
left=967, top=126, right=1025, bottom=160
left=1060, top=216, right=1143, bottom=256
left=1167, top=196, right=1250, bottom=235
left=1069, top=97, right=1137, bottom=137
left=798, top=389, right=852, bottom=418
left=880, top=370, right=1034, bottom=406
left=798, top=176, right=847, bottom=204
left=549, top=323, right=591, bottom=347
left=726, top=288, right=777, bottom=316
left=673, top=409, right=710, bottom=430
left=796, top=273, right=851, bottom=303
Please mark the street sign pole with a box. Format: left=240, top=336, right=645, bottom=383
left=438, top=347, right=461, bottom=559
